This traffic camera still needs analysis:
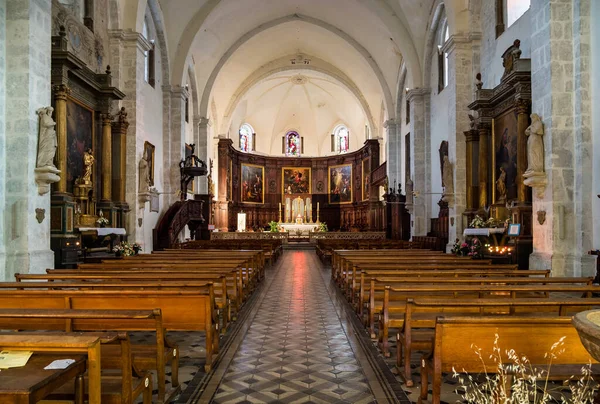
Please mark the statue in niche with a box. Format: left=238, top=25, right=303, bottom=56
left=139, top=149, right=151, bottom=194
left=442, top=156, right=454, bottom=200
left=524, top=113, right=545, bottom=176
left=496, top=166, right=507, bottom=203
left=37, top=107, right=57, bottom=168
left=81, top=148, right=95, bottom=183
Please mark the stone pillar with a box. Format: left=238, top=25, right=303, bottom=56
left=443, top=37, right=473, bottom=251
left=53, top=84, right=70, bottom=194
left=478, top=124, right=490, bottom=209
left=100, top=113, right=112, bottom=201
left=407, top=89, right=430, bottom=236
left=464, top=129, right=479, bottom=212
left=4, top=0, right=54, bottom=279
left=529, top=0, right=595, bottom=276
left=384, top=119, right=398, bottom=184
left=162, top=85, right=187, bottom=207
left=197, top=117, right=210, bottom=194
left=0, top=0, right=6, bottom=273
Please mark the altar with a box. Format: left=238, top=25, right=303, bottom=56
left=280, top=223, right=320, bottom=239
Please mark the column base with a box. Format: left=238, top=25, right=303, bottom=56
left=530, top=251, right=597, bottom=277
left=3, top=249, right=55, bottom=280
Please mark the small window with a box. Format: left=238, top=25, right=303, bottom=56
left=331, top=125, right=349, bottom=153
left=506, top=0, right=530, bottom=28
left=239, top=123, right=254, bottom=152
left=284, top=131, right=301, bottom=157
left=438, top=22, right=449, bottom=92
left=142, top=18, right=155, bottom=87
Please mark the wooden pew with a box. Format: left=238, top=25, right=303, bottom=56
left=398, top=298, right=600, bottom=386
left=419, top=316, right=598, bottom=404
left=0, top=334, right=103, bottom=404
left=0, top=308, right=175, bottom=403
left=0, top=289, right=218, bottom=372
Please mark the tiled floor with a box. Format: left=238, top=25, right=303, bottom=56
left=192, top=250, right=407, bottom=404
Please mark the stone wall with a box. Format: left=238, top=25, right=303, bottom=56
left=592, top=0, right=600, bottom=248
left=0, top=0, right=6, bottom=274
left=480, top=0, right=531, bottom=88
left=4, top=0, right=54, bottom=279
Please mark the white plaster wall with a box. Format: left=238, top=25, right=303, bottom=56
left=0, top=0, right=6, bottom=272
left=429, top=46, right=450, bottom=218
left=139, top=34, right=164, bottom=250
left=480, top=1, right=531, bottom=87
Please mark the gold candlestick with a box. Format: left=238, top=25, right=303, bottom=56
left=316, top=202, right=320, bottom=224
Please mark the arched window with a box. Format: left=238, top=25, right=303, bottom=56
left=142, top=16, right=156, bottom=87
left=284, top=131, right=301, bottom=157
left=437, top=20, right=449, bottom=93
left=331, top=125, right=350, bottom=153
left=506, top=0, right=530, bottom=27
left=239, top=123, right=254, bottom=152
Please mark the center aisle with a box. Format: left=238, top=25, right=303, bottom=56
left=200, top=250, right=405, bottom=404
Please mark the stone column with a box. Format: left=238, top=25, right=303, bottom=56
left=478, top=123, right=490, bottom=209
left=443, top=37, right=473, bottom=251
left=407, top=89, right=431, bottom=237
left=100, top=113, right=112, bottom=201
left=162, top=85, right=187, bottom=206
left=4, top=0, right=53, bottom=278
left=53, top=84, right=70, bottom=194
left=383, top=119, right=398, bottom=184
left=197, top=117, right=210, bottom=194
left=529, top=0, right=595, bottom=276
left=0, top=0, right=6, bottom=273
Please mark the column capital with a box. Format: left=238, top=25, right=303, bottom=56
left=53, top=84, right=71, bottom=100
left=163, top=85, right=189, bottom=101
left=116, top=29, right=151, bottom=52
left=383, top=119, right=397, bottom=129
left=198, top=117, right=210, bottom=128
left=406, top=88, right=430, bottom=102
left=441, top=34, right=473, bottom=54
left=463, top=129, right=480, bottom=143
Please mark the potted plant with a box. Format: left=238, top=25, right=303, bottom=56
left=268, top=221, right=279, bottom=232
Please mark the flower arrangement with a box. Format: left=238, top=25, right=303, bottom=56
left=451, top=238, right=483, bottom=258
left=318, top=222, right=328, bottom=232
left=96, top=217, right=109, bottom=227
left=113, top=241, right=139, bottom=257
left=268, top=221, right=279, bottom=232
left=452, top=334, right=598, bottom=403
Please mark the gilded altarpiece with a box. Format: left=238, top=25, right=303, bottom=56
left=468, top=39, right=532, bottom=269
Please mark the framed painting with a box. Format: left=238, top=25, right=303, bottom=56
left=185, top=143, right=195, bottom=193
left=328, top=164, right=352, bottom=204
left=282, top=167, right=311, bottom=198
left=143, top=141, right=155, bottom=187
left=492, top=109, right=518, bottom=204
left=241, top=163, right=264, bottom=204
left=362, top=158, right=371, bottom=201
left=66, top=97, right=95, bottom=193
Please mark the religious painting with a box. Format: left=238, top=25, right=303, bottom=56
left=241, top=163, right=264, bottom=204
left=143, top=141, right=155, bottom=187
left=282, top=167, right=311, bottom=197
left=185, top=143, right=195, bottom=193
left=328, top=164, right=352, bottom=204
left=285, top=131, right=301, bottom=157
left=362, top=158, right=371, bottom=201
left=492, top=109, right=518, bottom=204
left=66, top=97, right=95, bottom=193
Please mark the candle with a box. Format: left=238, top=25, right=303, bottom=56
left=317, top=202, right=320, bottom=210
left=279, top=202, right=281, bottom=211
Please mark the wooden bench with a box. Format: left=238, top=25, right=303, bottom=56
left=398, top=298, right=600, bottom=386
left=0, top=308, right=175, bottom=403
left=419, top=316, right=598, bottom=404
left=0, top=289, right=218, bottom=372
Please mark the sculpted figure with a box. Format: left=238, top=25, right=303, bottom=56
left=442, top=156, right=454, bottom=196
left=406, top=178, right=414, bottom=205
left=524, top=113, right=544, bottom=176
left=37, top=107, right=57, bottom=168
left=496, top=167, right=507, bottom=202
left=82, top=148, right=94, bottom=183
left=139, top=151, right=151, bottom=194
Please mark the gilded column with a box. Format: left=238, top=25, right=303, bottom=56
left=101, top=113, right=113, bottom=201
left=463, top=129, right=479, bottom=211
left=113, top=107, right=129, bottom=203
left=478, top=124, right=490, bottom=209
left=53, top=85, right=70, bottom=194
left=516, top=99, right=530, bottom=202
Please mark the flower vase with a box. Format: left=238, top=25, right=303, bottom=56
left=100, top=223, right=106, bottom=228
left=115, top=251, right=122, bottom=258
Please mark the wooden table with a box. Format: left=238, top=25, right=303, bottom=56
left=0, top=354, right=87, bottom=404
left=0, top=334, right=102, bottom=404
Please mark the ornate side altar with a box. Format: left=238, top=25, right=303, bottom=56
left=467, top=39, right=533, bottom=269
left=280, top=223, right=320, bottom=239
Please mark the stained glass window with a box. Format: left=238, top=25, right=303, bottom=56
left=285, top=131, right=301, bottom=157
left=334, top=125, right=349, bottom=153
left=239, top=123, right=254, bottom=152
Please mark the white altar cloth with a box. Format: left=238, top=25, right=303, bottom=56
left=78, top=227, right=127, bottom=236
left=280, top=223, right=319, bottom=237
left=463, top=227, right=505, bottom=237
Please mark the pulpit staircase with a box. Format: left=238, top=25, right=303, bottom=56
left=153, top=199, right=205, bottom=251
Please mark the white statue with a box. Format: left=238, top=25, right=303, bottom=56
left=138, top=151, right=151, bottom=194
left=524, top=113, right=544, bottom=176
left=37, top=107, right=57, bottom=168
left=442, top=156, right=454, bottom=197
left=406, top=178, right=414, bottom=205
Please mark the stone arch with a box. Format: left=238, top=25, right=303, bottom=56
left=423, top=0, right=447, bottom=89
left=186, top=64, right=199, bottom=118
left=219, top=55, right=378, bottom=141
left=196, top=14, right=395, bottom=123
